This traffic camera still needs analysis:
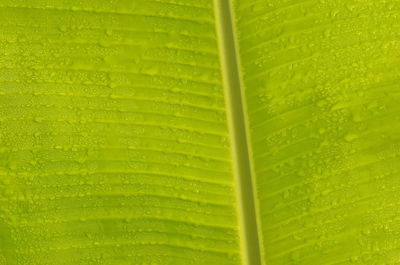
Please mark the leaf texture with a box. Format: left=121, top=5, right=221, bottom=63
left=232, top=0, right=400, bottom=264
left=0, top=1, right=241, bottom=264
left=1, top=0, right=400, bottom=265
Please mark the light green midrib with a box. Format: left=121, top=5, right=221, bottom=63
left=213, top=1, right=262, bottom=265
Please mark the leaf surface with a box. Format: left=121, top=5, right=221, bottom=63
left=1, top=0, right=400, bottom=265
left=232, top=0, right=400, bottom=264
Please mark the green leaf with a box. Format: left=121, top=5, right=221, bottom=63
left=1, top=0, right=399, bottom=265
left=231, top=0, right=400, bottom=264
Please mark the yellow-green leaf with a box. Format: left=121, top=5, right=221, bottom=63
left=1, top=1, right=400, bottom=265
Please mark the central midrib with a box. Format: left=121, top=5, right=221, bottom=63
left=213, top=1, right=263, bottom=265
